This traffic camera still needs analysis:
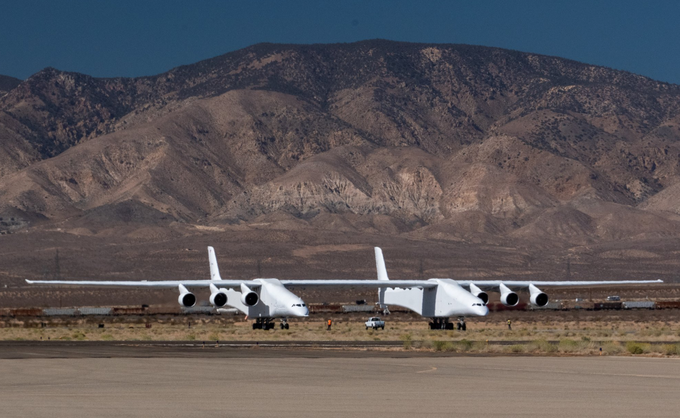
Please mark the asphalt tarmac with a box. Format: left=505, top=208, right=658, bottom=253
left=0, top=343, right=678, bottom=418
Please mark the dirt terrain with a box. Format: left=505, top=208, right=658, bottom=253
left=2, top=41, right=680, bottom=304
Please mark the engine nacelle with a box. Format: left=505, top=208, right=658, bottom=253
left=240, top=283, right=259, bottom=306
left=499, top=283, right=519, bottom=306
left=529, top=284, right=549, bottom=307
left=241, top=291, right=259, bottom=307
left=178, top=284, right=196, bottom=308
left=178, top=294, right=196, bottom=308
left=469, top=284, right=489, bottom=304
left=209, top=289, right=229, bottom=308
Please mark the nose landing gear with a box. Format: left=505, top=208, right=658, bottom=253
left=457, top=316, right=467, bottom=331
left=280, top=318, right=290, bottom=330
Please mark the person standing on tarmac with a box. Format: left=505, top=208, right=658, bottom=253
left=327, top=319, right=332, bottom=331
left=507, top=319, right=512, bottom=330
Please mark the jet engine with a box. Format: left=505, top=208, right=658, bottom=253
left=499, top=283, right=519, bottom=306
left=240, top=283, right=259, bottom=306
left=241, top=291, right=259, bottom=306
left=469, top=284, right=489, bottom=304
left=529, top=284, right=549, bottom=307
left=209, top=284, right=229, bottom=308
left=178, top=284, right=196, bottom=308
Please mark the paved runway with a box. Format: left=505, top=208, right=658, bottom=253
left=2, top=340, right=676, bottom=360
left=0, top=347, right=678, bottom=418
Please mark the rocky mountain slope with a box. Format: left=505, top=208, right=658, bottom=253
left=2, top=41, right=680, bottom=284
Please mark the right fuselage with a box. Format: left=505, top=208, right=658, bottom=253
left=383, top=279, right=489, bottom=318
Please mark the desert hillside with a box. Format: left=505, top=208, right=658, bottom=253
left=1, top=40, right=680, bottom=296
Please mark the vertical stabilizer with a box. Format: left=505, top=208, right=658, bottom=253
left=375, top=247, right=389, bottom=310
left=375, top=247, right=389, bottom=281
left=208, top=246, right=222, bottom=280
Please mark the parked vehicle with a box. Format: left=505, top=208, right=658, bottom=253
left=622, top=301, right=656, bottom=310
left=365, top=317, right=385, bottom=330
left=606, top=295, right=621, bottom=301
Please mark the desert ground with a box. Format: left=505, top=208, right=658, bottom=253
left=2, top=309, right=679, bottom=356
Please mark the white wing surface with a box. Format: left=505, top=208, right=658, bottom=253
left=281, top=279, right=663, bottom=288
left=25, top=279, right=261, bottom=288
left=25, top=278, right=661, bottom=288
left=25, top=245, right=663, bottom=289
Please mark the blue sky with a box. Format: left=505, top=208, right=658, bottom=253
left=1, top=1, right=678, bottom=84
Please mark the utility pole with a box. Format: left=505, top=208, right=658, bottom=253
left=55, top=249, right=62, bottom=308
left=566, top=257, right=571, bottom=279
left=53, top=249, right=61, bottom=280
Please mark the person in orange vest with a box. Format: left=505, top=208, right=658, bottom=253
left=327, top=318, right=332, bottom=331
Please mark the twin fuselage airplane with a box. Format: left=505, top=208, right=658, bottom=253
left=27, top=247, right=663, bottom=330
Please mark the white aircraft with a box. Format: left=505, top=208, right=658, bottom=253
left=27, top=246, right=663, bottom=330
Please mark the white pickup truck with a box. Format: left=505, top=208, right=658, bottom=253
left=365, top=317, right=385, bottom=330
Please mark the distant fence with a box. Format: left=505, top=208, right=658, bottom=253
left=1, top=300, right=680, bottom=317
left=342, top=305, right=376, bottom=313
left=43, top=308, right=79, bottom=316
left=0, top=306, right=213, bottom=317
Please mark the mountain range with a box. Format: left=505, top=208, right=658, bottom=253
left=1, top=40, right=680, bottom=293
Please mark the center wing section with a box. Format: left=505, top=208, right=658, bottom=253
left=280, top=280, right=437, bottom=287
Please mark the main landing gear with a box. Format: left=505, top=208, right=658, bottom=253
left=252, top=318, right=290, bottom=330
left=429, top=317, right=454, bottom=330
left=252, top=318, right=275, bottom=330
left=428, top=317, right=466, bottom=331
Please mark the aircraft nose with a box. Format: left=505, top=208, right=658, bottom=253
left=477, top=305, right=489, bottom=316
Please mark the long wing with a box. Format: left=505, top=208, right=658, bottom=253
left=25, top=246, right=663, bottom=290
left=26, top=278, right=662, bottom=289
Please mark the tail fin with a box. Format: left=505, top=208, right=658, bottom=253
left=375, top=247, right=389, bottom=281
left=375, top=247, right=389, bottom=311
left=208, top=246, right=222, bottom=280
